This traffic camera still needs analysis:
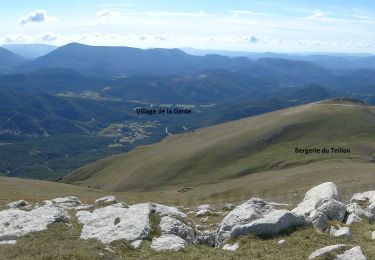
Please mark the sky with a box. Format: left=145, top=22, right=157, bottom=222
left=1, top=0, right=375, bottom=53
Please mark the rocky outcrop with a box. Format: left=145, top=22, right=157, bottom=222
left=151, top=234, right=186, bottom=251
left=160, top=216, right=195, bottom=242
left=0, top=205, right=69, bottom=243
left=334, top=246, right=367, bottom=260
left=216, top=198, right=274, bottom=245
left=77, top=203, right=151, bottom=243
left=230, top=210, right=304, bottom=239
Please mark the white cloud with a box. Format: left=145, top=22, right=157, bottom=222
left=20, top=10, right=56, bottom=25
left=96, top=9, right=120, bottom=23
left=4, top=34, right=28, bottom=43
left=37, top=32, right=59, bottom=42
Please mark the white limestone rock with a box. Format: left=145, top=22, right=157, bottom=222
left=0, top=205, right=69, bottom=243
left=160, top=216, right=195, bottom=242
left=7, top=200, right=29, bottom=209
left=196, top=230, right=216, bottom=247
left=334, top=246, right=367, bottom=260
left=216, top=198, right=274, bottom=246
left=278, top=239, right=286, bottom=245
left=130, top=240, right=142, bottom=249
left=52, top=196, right=81, bottom=208
left=95, top=196, right=118, bottom=205
left=292, top=182, right=342, bottom=218
left=230, top=210, right=305, bottom=239
left=308, top=244, right=347, bottom=259
left=152, top=204, right=187, bottom=218
left=151, top=234, right=186, bottom=251
left=77, top=203, right=151, bottom=243
left=222, top=242, right=239, bottom=251
left=371, top=231, right=375, bottom=240
left=330, top=226, right=352, bottom=239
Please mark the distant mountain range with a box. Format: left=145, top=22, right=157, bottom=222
left=1, top=44, right=57, bottom=59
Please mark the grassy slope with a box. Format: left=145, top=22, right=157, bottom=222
left=63, top=99, right=375, bottom=202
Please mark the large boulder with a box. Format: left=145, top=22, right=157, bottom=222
left=77, top=203, right=151, bottom=243
left=292, top=182, right=345, bottom=230
left=230, top=210, right=305, bottom=239
left=345, top=203, right=374, bottom=225
left=159, top=216, right=195, bottom=243
left=0, top=205, right=69, bottom=243
left=216, top=198, right=274, bottom=245
left=151, top=234, right=186, bottom=251
left=293, top=182, right=342, bottom=217
left=334, top=246, right=367, bottom=260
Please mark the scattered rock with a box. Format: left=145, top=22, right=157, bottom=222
left=52, top=196, right=81, bottom=208
left=130, top=240, right=142, bottom=249
left=334, top=246, right=367, bottom=260
left=371, top=231, right=375, bottom=240
left=308, top=244, right=347, bottom=259
left=196, top=209, right=211, bottom=217
left=196, top=230, right=216, bottom=247
left=160, top=216, right=195, bottom=242
left=77, top=203, right=151, bottom=243
left=330, top=226, right=352, bottom=239
left=0, top=205, right=69, bottom=243
left=278, top=239, right=286, bottom=245
left=216, top=198, right=274, bottom=246
left=95, top=196, right=118, bottom=205
left=7, top=200, right=29, bottom=209
left=230, top=210, right=305, bottom=239
left=222, top=242, right=239, bottom=251
left=151, top=234, right=186, bottom=251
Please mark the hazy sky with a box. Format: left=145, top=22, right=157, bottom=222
left=1, top=0, right=375, bottom=53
